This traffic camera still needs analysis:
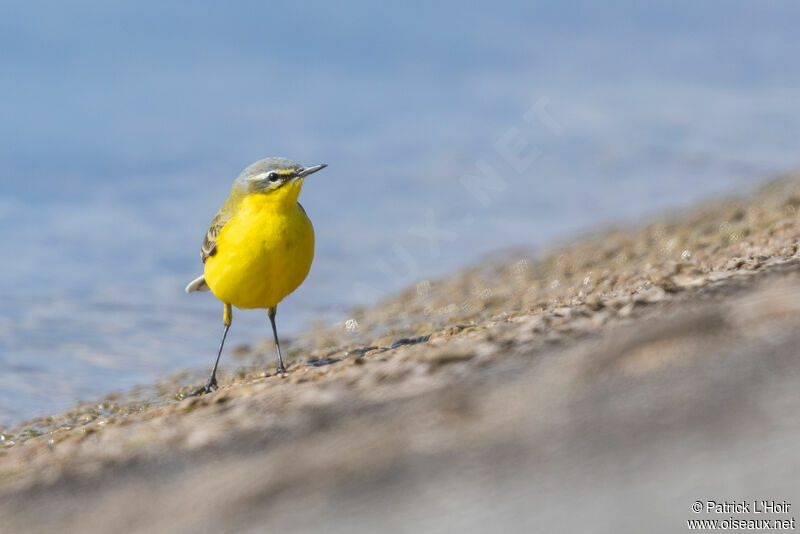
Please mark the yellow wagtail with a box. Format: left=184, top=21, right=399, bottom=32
left=185, top=157, right=327, bottom=395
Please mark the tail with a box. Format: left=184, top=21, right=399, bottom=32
left=185, top=275, right=210, bottom=293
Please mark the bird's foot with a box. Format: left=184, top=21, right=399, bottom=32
left=189, top=376, right=218, bottom=396
left=275, top=364, right=292, bottom=376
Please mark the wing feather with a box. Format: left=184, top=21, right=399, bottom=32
left=201, top=193, right=242, bottom=263
left=201, top=214, right=225, bottom=263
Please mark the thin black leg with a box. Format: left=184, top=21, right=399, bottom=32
left=268, top=306, right=286, bottom=373
left=190, top=323, right=230, bottom=396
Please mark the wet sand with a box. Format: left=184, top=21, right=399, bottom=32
left=1, top=176, right=799, bottom=533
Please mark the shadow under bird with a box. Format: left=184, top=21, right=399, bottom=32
left=185, top=157, right=327, bottom=395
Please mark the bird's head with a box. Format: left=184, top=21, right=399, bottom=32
left=233, top=157, right=326, bottom=204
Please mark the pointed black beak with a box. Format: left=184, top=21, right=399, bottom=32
left=297, top=164, right=327, bottom=178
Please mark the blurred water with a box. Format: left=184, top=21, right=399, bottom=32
left=1, top=0, right=799, bottom=425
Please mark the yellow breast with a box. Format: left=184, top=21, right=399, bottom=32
left=204, top=191, right=315, bottom=309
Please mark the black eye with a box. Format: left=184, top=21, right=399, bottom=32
left=267, top=171, right=279, bottom=182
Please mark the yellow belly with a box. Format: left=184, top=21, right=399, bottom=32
left=204, top=196, right=314, bottom=309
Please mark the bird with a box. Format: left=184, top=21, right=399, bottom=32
left=185, top=157, right=326, bottom=395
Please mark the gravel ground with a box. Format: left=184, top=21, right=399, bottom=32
left=0, top=176, right=798, bottom=533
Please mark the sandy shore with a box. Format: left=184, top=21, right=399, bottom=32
left=1, top=176, right=799, bottom=533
